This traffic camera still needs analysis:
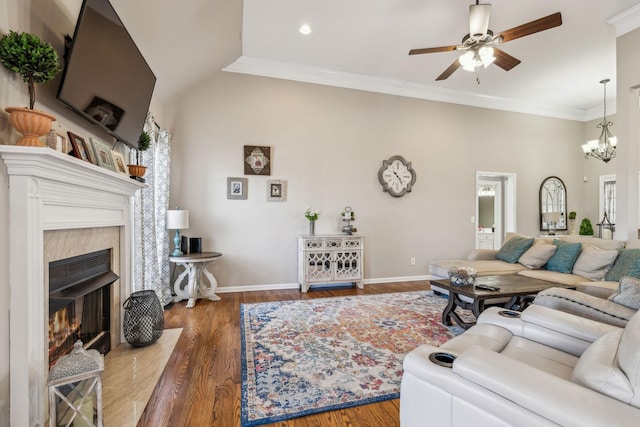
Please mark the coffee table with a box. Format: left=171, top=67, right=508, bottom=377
left=430, top=275, right=576, bottom=329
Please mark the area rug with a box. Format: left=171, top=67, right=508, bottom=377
left=240, top=290, right=472, bottom=426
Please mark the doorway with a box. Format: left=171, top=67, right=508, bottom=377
left=476, top=171, right=517, bottom=249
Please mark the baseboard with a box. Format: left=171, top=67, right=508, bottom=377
left=215, top=275, right=430, bottom=294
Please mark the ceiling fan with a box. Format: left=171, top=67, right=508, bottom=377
left=409, top=2, right=562, bottom=81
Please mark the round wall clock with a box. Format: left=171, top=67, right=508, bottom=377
left=378, top=155, right=417, bottom=197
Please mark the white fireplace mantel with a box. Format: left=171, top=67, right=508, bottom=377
left=0, top=146, right=144, bottom=426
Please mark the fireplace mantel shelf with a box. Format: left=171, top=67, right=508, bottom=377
left=0, top=144, right=143, bottom=425
left=0, top=145, right=145, bottom=195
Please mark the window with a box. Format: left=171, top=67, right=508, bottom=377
left=599, top=174, right=616, bottom=224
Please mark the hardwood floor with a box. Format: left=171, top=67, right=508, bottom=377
left=137, top=281, right=430, bottom=427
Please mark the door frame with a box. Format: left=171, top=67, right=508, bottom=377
left=476, top=171, right=517, bottom=249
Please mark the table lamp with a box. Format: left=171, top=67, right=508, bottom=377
left=167, top=208, right=189, bottom=256
left=543, top=212, right=561, bottom=235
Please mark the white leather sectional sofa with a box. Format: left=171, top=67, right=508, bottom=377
left=400, top=305, right=640, bottom=426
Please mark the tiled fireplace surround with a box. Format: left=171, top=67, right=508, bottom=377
left=0, top=146, right=143, bottom=426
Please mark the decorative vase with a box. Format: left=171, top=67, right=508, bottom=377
left=128, top=164, right=147, bottom=177
left=569, top=219, right=577, bottom=235
left=309, top=220, right=315, bottom=235
left=5, top=107, right=56, bottom=147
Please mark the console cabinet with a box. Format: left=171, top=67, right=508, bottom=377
left=297, top=235, right=364, bottom=292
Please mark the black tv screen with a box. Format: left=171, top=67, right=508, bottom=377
left=57, top=0, right=156, bottom=149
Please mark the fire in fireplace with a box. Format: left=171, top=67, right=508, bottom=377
left=48, top=249, right=119, bottom=368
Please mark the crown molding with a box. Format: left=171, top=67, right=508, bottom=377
left=224, top=56, right=591, bottom=122
left=607, top=4, right=640, bottom=37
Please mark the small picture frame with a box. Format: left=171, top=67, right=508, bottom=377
left=110, top=150, right=128, bottom=174
left=227, top=177, right=248, bottom=200
left=89, top=138, right=116, bottom=172
left=46, top=131, right=67, bottom=152
left=67, top=132, right=92, bottom=163
left=267, top=179, right=287, bottom=202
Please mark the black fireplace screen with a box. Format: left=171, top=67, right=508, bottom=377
left=48, top=249, right=119, bottom=368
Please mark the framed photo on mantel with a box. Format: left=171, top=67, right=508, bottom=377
left=89, top=138, right=116, bottom=172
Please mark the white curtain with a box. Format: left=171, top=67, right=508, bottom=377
left=133, top=113, right=173, bottom=305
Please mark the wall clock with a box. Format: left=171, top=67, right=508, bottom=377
left=378, top=155, right=417, bottom=197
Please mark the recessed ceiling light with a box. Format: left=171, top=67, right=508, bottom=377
left=299, top=23, right=312, bottom=35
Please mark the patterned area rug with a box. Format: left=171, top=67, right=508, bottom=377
left=240, top=290, right=472, bottom=426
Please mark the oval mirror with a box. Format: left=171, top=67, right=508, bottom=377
left=539, top=176, right=567, bottom=232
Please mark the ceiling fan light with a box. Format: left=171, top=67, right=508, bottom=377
left=479, top=46, right=495, bottom=67
left=459, top=51, right=477, bottom=71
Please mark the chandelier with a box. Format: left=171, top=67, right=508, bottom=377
left=581, top=79, right=617, bottom=163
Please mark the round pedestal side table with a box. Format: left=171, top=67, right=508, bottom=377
left=169, top=252, right=222, bottom=308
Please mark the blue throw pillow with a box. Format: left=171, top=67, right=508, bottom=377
left=496, top=237, right=535, bottom=263
left=605, top=249, right=640, bottom=281
left=545, top=240, right=582, bottom=274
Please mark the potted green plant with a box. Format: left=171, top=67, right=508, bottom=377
left=0, top=30, right=60, bottom=146
left=128, top=131, right=151, bottom=178
left=579, top=218, right=594, bottom=236
left=568, top=211, right=577, bottom=234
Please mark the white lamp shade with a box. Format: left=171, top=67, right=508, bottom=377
left=167, top=210, right=189, bottom=230
left=543, top=212, right=561, bottom=223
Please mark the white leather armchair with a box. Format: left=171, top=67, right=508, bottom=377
left=400, top=305, right=640, bottom=427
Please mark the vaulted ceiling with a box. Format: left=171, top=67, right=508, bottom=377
left=111, top=0, right=640, bottom=121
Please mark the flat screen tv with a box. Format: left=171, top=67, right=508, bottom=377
left=57, top=0, right=156, bottom=149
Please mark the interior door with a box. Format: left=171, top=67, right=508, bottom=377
left=476, top=172, right=517, bottom=249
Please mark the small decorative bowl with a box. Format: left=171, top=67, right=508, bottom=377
left=448, top=266, right=477, bottom=286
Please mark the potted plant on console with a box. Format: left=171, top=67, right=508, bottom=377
left=579, top=218, right=594, bottom=236
left=0, top=30, right=60, bottom=146
left=128, top=130, right=150, bottom=181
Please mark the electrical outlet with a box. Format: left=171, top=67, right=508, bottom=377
left=410, top=257, right=416, bottom=266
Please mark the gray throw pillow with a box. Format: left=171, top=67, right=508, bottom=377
left=572, top=245, right=619, bottom=281
left=496, top=237, right=535, bottom=264
left=518, top=243, right=557, bottom=269
left=608, top=276, right=640, bottom=310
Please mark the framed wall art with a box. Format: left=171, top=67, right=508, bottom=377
left=111, top=150, right=128, bottom=174
left=267, top=179, right=287, bottom=202
left=244, top=145, right=271, bottom=175
left=89, top=138, right=116, bottom=172
left=227, top=177, right=248, bottom=200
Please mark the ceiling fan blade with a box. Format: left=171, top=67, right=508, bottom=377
left=409, top=45, right=458, bottom=55
left=497, top=12, right=562, bottom=43
left=493, top=48, right=521, bottom=71
left=469, top=4, right=491, bottom=39
left=436, top=60, right=462, bottom=81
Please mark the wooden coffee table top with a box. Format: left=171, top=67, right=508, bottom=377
left=430, top=275, right=575, bottom=301
left=431, top=275, right=576, bottom=330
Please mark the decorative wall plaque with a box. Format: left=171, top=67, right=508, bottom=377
left=244, top=145, right=271, bottom=175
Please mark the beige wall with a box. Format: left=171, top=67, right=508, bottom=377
left=165, top=71, right=587, bottom=288
left=615, top=27, right=640, bottom=240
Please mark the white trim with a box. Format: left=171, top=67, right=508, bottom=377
left=215, top=275, right=430, bottom=293
left=607, top=4, right=640, bottom=37
left=224, top=56, right=589, bottom=122
left=0, top=146, right=143, bottom=426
